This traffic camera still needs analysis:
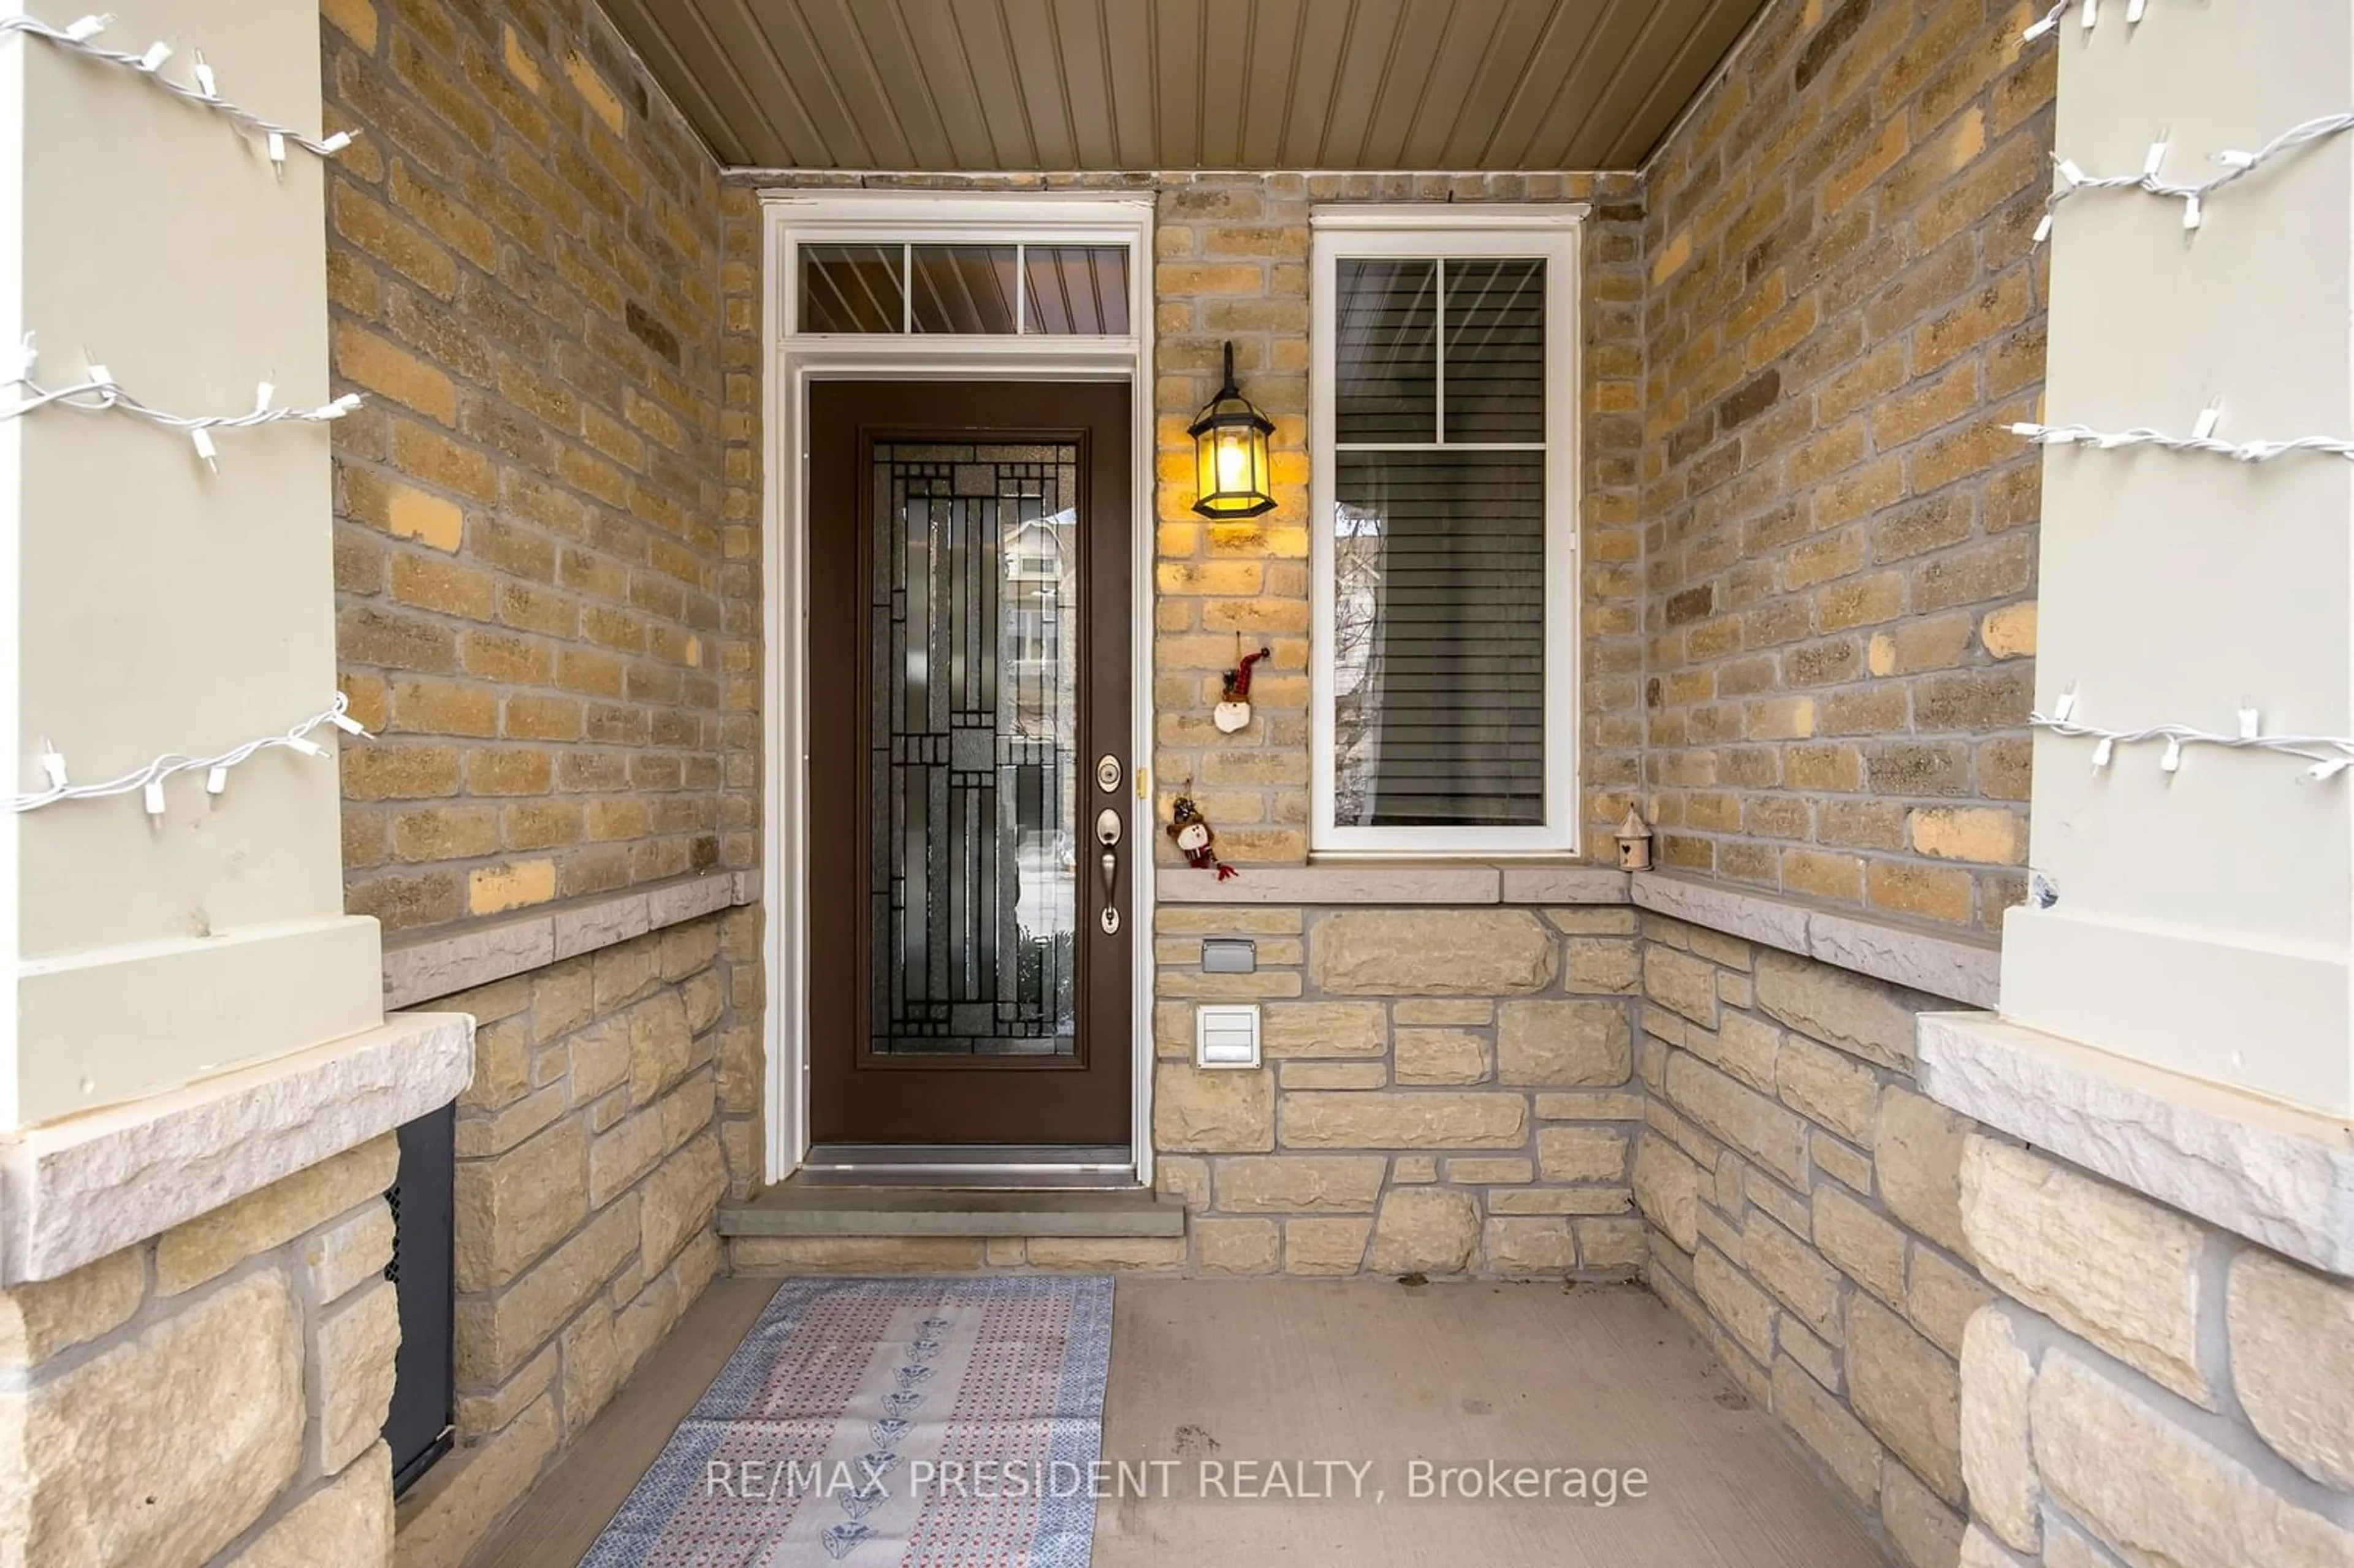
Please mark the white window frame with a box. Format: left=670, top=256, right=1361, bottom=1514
left=1309, top=205, right=1586, bottom=856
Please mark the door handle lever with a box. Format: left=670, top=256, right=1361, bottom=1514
left=1095, top=807, right=1123, bottom=934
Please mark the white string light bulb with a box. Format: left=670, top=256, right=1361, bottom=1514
left=0, top=13, right=358, bottom=172
left=2023, top=0, right=2152, bottom=42
left=12, top=693, right=369, bottom=815
left=2035, top=688, right=2354, bottom=782
left=3, top=338, right=362, bottom=471
left=2035, top=113, right=2354, bottom=242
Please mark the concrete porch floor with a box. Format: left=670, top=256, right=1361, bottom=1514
left=471, top=1276, right=1888, bottom=1568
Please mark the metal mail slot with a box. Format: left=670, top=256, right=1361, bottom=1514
left=1201, top=937, right=1256, bottom=973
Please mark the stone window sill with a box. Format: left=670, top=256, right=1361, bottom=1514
left=1919, top=1011, right=2354, bottom=1277
left=0, top=1010, right=474, bottom=1285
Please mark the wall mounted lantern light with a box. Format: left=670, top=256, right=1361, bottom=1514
left=1189, top=342, right=1276, bottom=519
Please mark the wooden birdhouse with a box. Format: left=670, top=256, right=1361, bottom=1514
left=1615, top=807, right=1653, bottom=872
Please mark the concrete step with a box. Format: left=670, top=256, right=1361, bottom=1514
left=717, top=1183, right=1187, bottom=1239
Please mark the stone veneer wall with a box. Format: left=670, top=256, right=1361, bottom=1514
left=321, top=0, right=755, bottom=938
left=739, top=902, right=1647, bottom=1279
left=1632, top=918, right=1994, bottom=1568
left=1147, top=904, right=1647, bottom=1278
left=395, top=908, right=755, bottom=1567
left=1640, top=0, right=2052, bottom=936
left=1954, top=1138, right=2354, bottom=1567
left=0, top=1138, right=403, bottom=1567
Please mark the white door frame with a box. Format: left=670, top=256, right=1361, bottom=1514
left=757, top=189, right=1159, bottom=1186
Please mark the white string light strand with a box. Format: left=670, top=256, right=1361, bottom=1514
left=2009, top=400, right=2354, bottom=465
left=2023, top=0, right=2153, bottom=43
left=2, top=338, right=362, bottom=472
left=0, top=13, right=359, bottom=173
left=2034, top=690, right=2354, bottom=783
left=12, top=694, right=370, bottom=816
left=2036, top=113, right=2354, bottom=241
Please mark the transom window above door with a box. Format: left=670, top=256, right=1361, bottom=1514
left=798, top=242, right=1133, bottom=335
left=1309, top=208, right=1584, bottom=856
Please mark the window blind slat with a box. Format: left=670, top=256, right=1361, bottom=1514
left=1335, top=258, right=1437, bottom=443
left=1445, top=258, right=1547, bottom=443
left=1331, top=447, right=1545, bottom=829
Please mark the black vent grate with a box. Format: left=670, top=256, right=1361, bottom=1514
left=384, top=1180, right=402, bottom=1284
left=386, top=1105, right=454, bottom=1494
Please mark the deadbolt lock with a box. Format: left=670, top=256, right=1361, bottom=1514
left=1095, top=755, right=1122, bottom=793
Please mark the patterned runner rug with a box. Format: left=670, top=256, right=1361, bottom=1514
left=583, top=1275, right=1114, bottom=1567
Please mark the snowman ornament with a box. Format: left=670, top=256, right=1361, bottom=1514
left=1167, top=788, right=1236, bottom=880
left=1213, top=645, right=1271, bottom=734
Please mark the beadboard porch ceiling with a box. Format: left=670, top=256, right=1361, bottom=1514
left=598, top=0, right=1767, bottom=171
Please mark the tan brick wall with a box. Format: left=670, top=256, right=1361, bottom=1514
left=1640, top=0, right=2054, bottom=934
left=0, top=1139, right=402, bottom=1568
left=750, top=168, right=1644, bottom=864
left=1152, top=172, right=1646, bottom=862
left=417, top=906, right=754, bottom=1564
left=322, top=0, right=750, bottom=937
left=1634, top=918, right=1995, bottom=1566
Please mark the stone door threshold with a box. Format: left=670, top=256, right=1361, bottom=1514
left=717, top=1184, right=1187, bottom=1239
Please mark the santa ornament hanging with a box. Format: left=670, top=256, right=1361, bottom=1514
left=1214, top=642, right=1271, bottom=734
left=1167, top=785, right=1237, bottom=880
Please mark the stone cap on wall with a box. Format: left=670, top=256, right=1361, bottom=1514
left=381, top=869, right=758, bottom=1009
left=1161, top=862, right=1999, bottom=1009
left=1632, top=873, right=1998, bottom=1009
left=0, top=1010, right=473, bottom=1284
left=1154, top=862, right=1632, bottom=906
left=1921, top=1011, right=2354, bottom=1278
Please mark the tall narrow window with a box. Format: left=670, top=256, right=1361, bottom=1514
left=1311, top=212, right=1581, bottom=853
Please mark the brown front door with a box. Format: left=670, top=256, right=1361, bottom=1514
left=807, top=381, right=1133, bottom=1146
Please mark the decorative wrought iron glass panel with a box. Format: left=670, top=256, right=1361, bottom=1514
left=870, top=443, right=1081, bottom=1056
left=798, top=243, right=1132, bottom=335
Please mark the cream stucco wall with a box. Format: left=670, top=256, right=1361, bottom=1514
left=2002, top=0, right=2354, bottom=1113
left=1, top=0, right=380, bottom=1127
